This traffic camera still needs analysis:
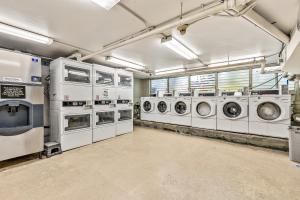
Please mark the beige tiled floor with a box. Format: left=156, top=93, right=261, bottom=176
left=0, top=127, right=300, bottom=200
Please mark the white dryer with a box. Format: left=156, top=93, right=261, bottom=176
left=192, top=96, right=217, bottom=129
left=140, top=97, right=156, bottom=121
left=92, top=64, right=117, bottom=142
left=50, top=58, right=92, bottom=102
left=93, top=64, right=116, bottom=102
left=93, top=105, right=116, bottom=142
left=115, top=69, right=133, bottom=136
left=217, top=96, right=249, bottom=133
left=50, top=101, right=93, bottom=151
left=169, top=97, right=192, bottom=126
left=249, top=95, right=291, bottom=138
left=154, top=97, right=172, bottom=123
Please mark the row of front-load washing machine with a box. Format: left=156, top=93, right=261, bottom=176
left=50, top=58, right=133, bottom=152
left=141, top=95, right=291, bottom=138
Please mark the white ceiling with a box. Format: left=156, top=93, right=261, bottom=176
left=0, top=0, right=298, bottom=73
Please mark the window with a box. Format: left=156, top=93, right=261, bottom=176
left=252, top=68, right=276, bottom=90
left=150, top=79, right=168, bottom=94
left=218, top=69, right=249, bottom=92
left=190, top=74, right=216, bottom=92
left=280, top=74, right=295, bottom=91
left=169, top=76, right=189, bottom=92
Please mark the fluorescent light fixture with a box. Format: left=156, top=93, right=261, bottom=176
left=209, top=57, right=266, bottom=67
left=155, top=66, right=185, bottom=75
left=91, top=0, right=120, bottom=10
left=161, top=36, right=198, bottom=60
left=155, top=66, right=184, bottom=73
left=106, top=56, right=145, bottom=70
left=0, top=23, right=53, bottom=45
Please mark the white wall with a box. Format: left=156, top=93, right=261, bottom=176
left=134, top=78, right=150, bottom=104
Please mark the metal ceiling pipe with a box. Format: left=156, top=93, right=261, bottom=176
left=80, top=0, right=236, bottom=61
left=298, top=2, right=300, bottom=31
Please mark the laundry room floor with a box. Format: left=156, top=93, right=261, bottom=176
left=0, top=127, right=299, bottom=200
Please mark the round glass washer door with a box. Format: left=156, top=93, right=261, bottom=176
left=223, top=102, right=242, bottom=118
left=143, top=101, right=152, bottom=112
left=175, top=101, right=187, bottom=115
left=157, top=101, right=167, bottom=113
left=196, top=102, right=211, bottom=117
left=257, top=102, right=281, bottom=121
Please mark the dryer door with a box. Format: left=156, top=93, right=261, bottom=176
left=257, top=102, right=282, bottom=121
left=64, top=65, right=91, bottom=84
left=223, top=102, right=242, bottom=119
left=196, top=101, right=214, bottom=118
left=95, top=70, right=114, bottom=86
left=157, top=101, right=168, bottom=114
left=64, top=114, right=91, bottom=132
left=142, top=100, right=154, bottom=113
left=174, top=101, right=188, bottom=115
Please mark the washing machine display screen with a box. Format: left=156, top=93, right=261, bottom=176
left=223, top=102, right=241, bottom=118
left=197, top=102, right=211, bottom=116
left=143, top=101, right=152, bottom=112
left=257, top=102, right=281, bottom=121
left=175, top=101, right=187, bottom=114
left=157, top=101, right=167, bottom=113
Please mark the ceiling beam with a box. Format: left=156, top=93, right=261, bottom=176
left=242, top=10, right=290, bottom=44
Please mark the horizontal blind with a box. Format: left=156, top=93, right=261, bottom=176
left=218, top=69, right=249, bottom=92
left=190, top=74, right=216, bottom=92
left=169, top=76, right=189, bottom=92
left=252, top=68, right=276, bottom=90
left=150, top=79, right=168, bottom=94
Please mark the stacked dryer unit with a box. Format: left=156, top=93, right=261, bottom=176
left=217, top=96, right=249, bottom=133
left=92, top=64, right=117, bottom=142
left=0, top=50, right=44, bottom=161
left=50, top=58, right=93, bottom=151
left=115, top=69, right=134, bottom=135
left=249, top=94, right=291, bottom=138
left=192, top=91, right=217, bottom=130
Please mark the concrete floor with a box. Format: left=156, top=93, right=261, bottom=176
left=0, top=127, right=300, bottom=200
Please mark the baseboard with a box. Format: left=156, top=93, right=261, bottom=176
left=134, top=119, right=289, bottom=152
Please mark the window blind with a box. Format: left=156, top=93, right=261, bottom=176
left=218, top=69, right=249, bottom=92
left=252, top=68, right=276, bottom=90
left=169, top=76, right=189, bottom=92
left=190, top=74, right=216, bottom=92
left=150, top=78, right=168, bottom=94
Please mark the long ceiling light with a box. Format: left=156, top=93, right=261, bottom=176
left=161, top=36, right=198, bottom=60
left=106, top=56, right=145, bottom=70
left=0, top=23, right=53, bottom=45
left=155, top=66, right=186, bottom=75
left=91, top=0, right=120, bottom=10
